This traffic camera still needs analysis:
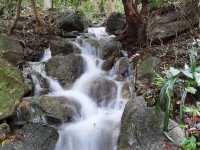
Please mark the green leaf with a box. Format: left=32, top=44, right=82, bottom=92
left=185, top=87, right=197, bottom=94
left=166, top=67, right=180, bottom=78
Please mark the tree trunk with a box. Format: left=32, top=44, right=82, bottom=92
left=118, top=0, right=147, bottom=48
left=8, top=0, right=22, bottom=34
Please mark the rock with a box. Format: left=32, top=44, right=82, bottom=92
left=106, top=12, right=126, bottom=35
left=118, top=96, right=185, bottom=150
left=99, top=38, right=121, bottom=60
left=102, top=56, right=115, bottom=71
left=0, top=123, right=10, bottom=141
left=0, top=58, right=29, bottom=120
left=76, top=36, right=101, bottom=56
left=88, top=77, right=117, bottom=104
left=137, top=55, right=160, bottom=82
left=17, top=96, right=81, bottom=125
left=121, top=82, right=132, bottom=100
left=0, top=34, right=24, bottom=65
left=58, top=10, right=89, bottom=32
left=47, top=54, right=84, bottom=88
left=0, top=124, right=58, bottom=150
left=0, top=123, right=10, bottom=134
left=101, top=38, right=121, bottom=71
left=114, top=57, right=129, bottom=77
left=147, top=0, right=199, bottom=41
left=50, top=37, right=81, bottom=56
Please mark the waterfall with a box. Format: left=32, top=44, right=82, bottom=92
left=31, top=27, right=127, bottom=150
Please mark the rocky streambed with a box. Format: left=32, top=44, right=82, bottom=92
left=0, top=10, right=188, bottom=150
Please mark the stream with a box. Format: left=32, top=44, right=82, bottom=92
left=28, top=27, right=129, bottom=150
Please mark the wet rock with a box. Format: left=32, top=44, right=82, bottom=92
left=121, top=82, right=131, bottom=100
left=118, top=96, right=185, bottom=150
left=76, top=36, right=101, bottom=56
left=0, top=34, right=24, bottom=65
left=99, top=38, right=121, bottom=60
left=106, top=12, right=126, bottom=35
left=17, top=96, right=81, bottom=125
left=88, top=77, right=117, bottom=104
left=58, top=10, right=89, bottom=32
left=0, top=124, right=58, bottom=150
left=50, top=36, right=81, bottom=56
left=115, top=57, right=129, bottom=77
left=0, top=58, right=29, bottom=120
left=47, top=54, right=84, bottom=88
left=23, top=47, right=44, bottom=62
left=102, top=55, right=116, bottom=71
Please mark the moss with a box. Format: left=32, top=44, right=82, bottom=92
left=0, top=59, right=28, bottom=120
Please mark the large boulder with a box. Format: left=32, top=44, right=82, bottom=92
left=0, top=34, right=24, bottom=65
left=106, top=12, right=126, bottom=35
left=118, top=96, right=185, bottom=150
left=50, top=36, right=81, bottom=56
left=88, top=77, right=118, bottom=104
left=0, top=124, right=58, bottom=150
left=17, top=96, right=81, bottom=125
left=0, top=58, right=29, bottom=120
left=147, top=0, right=199, bottom=41
left=47, top=54, right=84, bottom=88
left=58, top=10, right=89, bottom=32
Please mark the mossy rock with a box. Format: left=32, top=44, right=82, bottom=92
left=0, top=34, right=24, bottom=65
left=0, top=58, right=28, bottom=120
left=18, top=96, right=81, bottom=124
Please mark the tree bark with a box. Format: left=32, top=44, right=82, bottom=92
left=118, top=0, right=147, bottom=48
left=9, top=0, right=44, bottom=34
left=8, top=0, right=22, bottom=34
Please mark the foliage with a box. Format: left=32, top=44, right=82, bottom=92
left=154, top=40, right=200, bottom=131
left=181, top=136, right=199, bottom=150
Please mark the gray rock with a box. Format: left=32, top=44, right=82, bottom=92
left=99, top=38, right=121, bottom=60
left=47, top=54, right=84, bottom=88
left=0, top=34, right=24, bottom=65
left=88, top=77, right=117, bottom=104
left=50, top=36, right=81, bottom=56
left=118, top=96, right=184, bottom=150
left=147, top=0, right=199, bottom=41
left=0, top=124, right=58, bottom=150
left=106, top=12, right=126, bottom=35
left=17, top=96, right=81, bottom=125
left=137, top=55, right=160, bottom=81
left=115, top=57, right=129, bottom=77
left=58, top=10, right=89, bottom=32
left=121, top=82, right=132, bottom=100
left=0, top=58, right=29, bottom=120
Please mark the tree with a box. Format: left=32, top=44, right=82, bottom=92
left=118, top=0, right=148, bottom=48
left=9, top=0, right=44, bottom=34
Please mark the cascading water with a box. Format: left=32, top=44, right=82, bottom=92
left=29, top=27, right=128, bottom=150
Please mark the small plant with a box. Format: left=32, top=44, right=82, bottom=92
left=154, top=40, right=200, bottom=131
left=181, top=136, right=199, bottom=150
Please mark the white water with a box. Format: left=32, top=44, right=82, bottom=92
left=34, top=27, right=127, bottom=150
